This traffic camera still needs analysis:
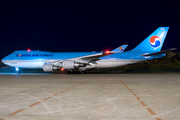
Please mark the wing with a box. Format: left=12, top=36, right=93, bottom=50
left=71, top=44, right=128, bottom=63
left=45, top=45, right=128, bottom=66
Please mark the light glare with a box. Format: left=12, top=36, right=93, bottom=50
left=61, top=68, right=64, bottom=71
left=106, top=51, right=110, bottom=54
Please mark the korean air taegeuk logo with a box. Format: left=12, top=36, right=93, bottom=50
left=149, top=36, right=161, bottom=48
left=119, top=47, right=124, bottom=51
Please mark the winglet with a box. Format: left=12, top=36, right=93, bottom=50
left=111, top=45, right=128, bottom=52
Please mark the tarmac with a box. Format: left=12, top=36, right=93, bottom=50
left=0, top=73, right=180, bottom=120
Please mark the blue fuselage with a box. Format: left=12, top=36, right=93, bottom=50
left=2, top=50, right=165, bottom=69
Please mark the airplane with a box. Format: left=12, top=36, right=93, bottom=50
left=1, top=27, right=176, bottom=74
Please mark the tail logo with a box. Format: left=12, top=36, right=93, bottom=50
left=119, top=47, right=124, bottom=51
left=149, top=36, right=161, bottom=48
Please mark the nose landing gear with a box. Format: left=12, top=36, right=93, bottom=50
left=15, top=67, right=20, bottom=74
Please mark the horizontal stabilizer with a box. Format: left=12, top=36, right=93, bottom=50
left=111, top=45, right=128, bottom=52
left=141, top=48, right=177, bottom=56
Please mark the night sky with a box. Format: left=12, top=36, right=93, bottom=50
left=1, top=1, right=180, bottom=59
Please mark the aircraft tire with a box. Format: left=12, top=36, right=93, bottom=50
left=80, top=71, right=86, bottom=74
left=16, top=71, right=20, bottom=74
left=68, top=70, right=74, bottom=74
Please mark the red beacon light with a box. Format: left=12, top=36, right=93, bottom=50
left=105, top=50, right=110, bottom=54
left=27, top=49, right=31, bottom=52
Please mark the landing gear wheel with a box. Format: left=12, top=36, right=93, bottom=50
left=16, top=71, right=20, bottom=74
left=80, top=71, right=85, bottom=74
left=68, top=70, right=74, bottom=74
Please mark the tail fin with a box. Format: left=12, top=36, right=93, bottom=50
left=132, top=27, right=169, bottom=52
left=111, top=45, right=128, bottom=52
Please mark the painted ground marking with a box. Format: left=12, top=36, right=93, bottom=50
left=43, top=97, right=52, bottom=101
left=29, top=102, right=41, bottom=107
left=120, top=80, right=160, bottom=120
left=146, top=108, right=156, bottom=115
left=155, top=118, right=162, bottom=120
left=9, top=109, right=25, bottom=115
left=136, top=97, right=141, bottom=100
left=8, top=80, right=89, bottom=116
left=140, top=101, right=147, bottom=106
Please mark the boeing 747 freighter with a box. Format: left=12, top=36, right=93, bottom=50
left=2, top=27, right=175, bottom=74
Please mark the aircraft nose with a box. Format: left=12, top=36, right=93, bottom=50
left=1, top=57, right=7, bottom=64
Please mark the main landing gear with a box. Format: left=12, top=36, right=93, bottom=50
left=80, top=71, right=85, bottom=74
left=67, top=70, right=86, bottom=74
left=68, top=70, right=74, bottom=74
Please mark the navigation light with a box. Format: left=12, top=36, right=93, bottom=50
left=105, top=50, right=110, bottom=54
left=61, top=68, right=64, bottom=71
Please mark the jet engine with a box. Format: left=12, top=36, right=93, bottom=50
left=62, top=60, right=84, bottom=69
left=43, top=64, right=60, bottom=72
left=43, top=60, right=85, bottom=72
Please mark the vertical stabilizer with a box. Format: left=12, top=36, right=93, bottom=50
left=132, top=27, right=169, bottom=52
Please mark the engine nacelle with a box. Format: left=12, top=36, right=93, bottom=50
left=43, top=60, right=85, bottom=72
left=43, top=64, right=59, bottom=72
left=62, top=60, right=75, bottom=69
left=62, top=60, right=84, bottom=70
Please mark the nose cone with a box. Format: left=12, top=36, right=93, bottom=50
left=1, top=56, right=7, bottom=65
